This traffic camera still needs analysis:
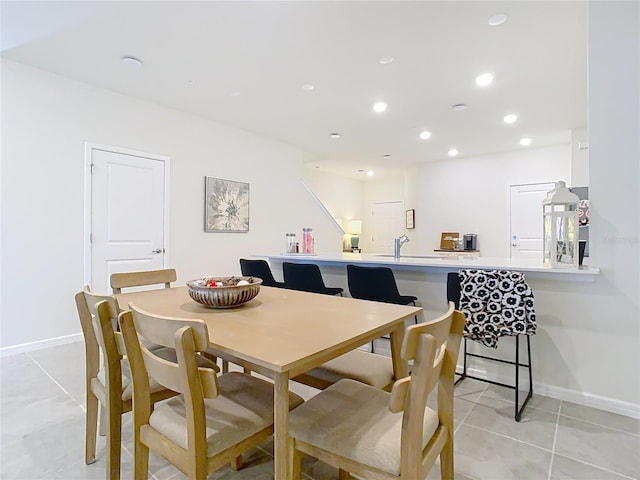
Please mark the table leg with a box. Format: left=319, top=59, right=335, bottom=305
left=389, top=323, right=408, bottom=379
left=274, top=371, right=291, bottom=480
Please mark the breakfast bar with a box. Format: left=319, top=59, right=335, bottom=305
left=261, top=252, right=606, bottom=416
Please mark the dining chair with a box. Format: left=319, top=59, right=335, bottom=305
left=75, top=290, right=179, bottom=480
left=118, top=302, right=305, bottom=480
left=289, top=302, right=465, bottom=480
left=110, top=268, right=177, bottom=294
left=282, top=262, right=344, bottom=296
left=239, top=259, right=285, bottom=288
left=111, top=269, right=229, bottom=372
left=347, top=264, right=419, bottom=352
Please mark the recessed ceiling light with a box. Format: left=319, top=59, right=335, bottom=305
left=373, top=102, right=387, bottom=113
left=329, top=133, right=341, bottom=139
left=121, top=56, right=143, bottom=68
left=503, top=114, right=518, bottom=124
left=187, top=79, right=195, bottom=85
left=367, top=171, right=375, bottom=176
left=357, top=169, right=365, bottom=172
left=315, top=165, right=321, bottom=169
left=301, top=84, right=315, bottom=91
left=448, top=149, right=459, bottom=157
left=475, top=73, right=494, bottom=87
left=229, top=92, right=241, bottom=97
left=452, top=103, right=467, bottom=111
left=378, top=56, right=394, bottom=65
left=520, top=137, right=532, bottom=146
left=488, top=13, right=508, bottom=26
left=419, top=130, right=432, bottom=140
left=383, top=154, right=392, bottom=159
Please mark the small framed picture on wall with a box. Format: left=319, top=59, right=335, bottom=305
left=405, top=209, right=415, bottom=229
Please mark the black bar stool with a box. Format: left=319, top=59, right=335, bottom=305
left=447, top=270, right=534, bottom=421
left=239, top=259, right=285, bottom=288
left=282, top=262, right=344, bottom=296
left=347, top=264, right=419, bottom=352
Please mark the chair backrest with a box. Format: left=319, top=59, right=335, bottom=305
left=282, top=262, right=327, bottom=293
left=347, top=264, right=401, bottom=302
left=446, top=272, right=461, bottom=308
left=119, top=304, right=220, bottom=469
left=110, top=268, right=177, bottom=294
left=387, top=302, right=465, bottom=477
left=239, top=259, right=278, bottom=286
left=77, top=286, right=124, bottom=373
left=121, top=302, right=219, bottom=397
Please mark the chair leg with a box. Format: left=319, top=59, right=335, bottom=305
left=514, top=335, right=534, bottom=422
left=338, top=469, right=351, bottom=480
left=133, top=438, right=149, bottom=480
left=454, top=338, right=468, bottom=386
left=107, top=395, right=122, bottom=480
left=230, top=454, right=242, bottom=471
left=439, top=437, right=455, bottom=480
left=85, top=389, right=99, bottom=464
left=99, top=404, right=108, bottom=436
left=292, top=447, right=303, bottom=479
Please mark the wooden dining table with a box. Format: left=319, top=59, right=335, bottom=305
left=115, top=285, right=422, bottom=479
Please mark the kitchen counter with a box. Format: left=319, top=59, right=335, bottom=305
left=263, top=252, right=600, bottom=278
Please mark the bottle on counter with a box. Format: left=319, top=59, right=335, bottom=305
left=302, top=227, right=314, bottom=254
left=286, top=233, right=297, bottom=253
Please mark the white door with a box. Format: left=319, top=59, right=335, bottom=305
left=371, top=201, right=404, bottom=254
left=86, top=144, right=169, bottom=293
left=509, top=182, right=556, bottom=259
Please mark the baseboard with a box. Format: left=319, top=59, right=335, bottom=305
left=459, top=366, right=640, bottom=420
left=0, top=333, right=83, bottom=357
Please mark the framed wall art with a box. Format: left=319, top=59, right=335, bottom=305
left=204, top=176, right=250, bottom=232
left=405, top=209, right=415, bottom=229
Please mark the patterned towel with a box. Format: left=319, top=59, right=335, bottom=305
left=459, top=269, right=536, bottom=348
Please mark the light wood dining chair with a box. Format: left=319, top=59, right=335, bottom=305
left=289, top=302, right=465, bottom=480
left=75, top=290, right=179, bottom=480
left=119, top=303, right=305, bottom=480
left=111, top=269, right=229, bottom=372
left=110, top=268, right=177, bottom=294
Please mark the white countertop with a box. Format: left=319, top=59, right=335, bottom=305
left=263, top=252, right=600, bottom=276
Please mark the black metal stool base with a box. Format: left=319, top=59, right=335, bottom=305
left=455, top=334, right=533, bottom=422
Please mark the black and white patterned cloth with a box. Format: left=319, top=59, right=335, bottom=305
left=459, top=269, right=536, bottom=348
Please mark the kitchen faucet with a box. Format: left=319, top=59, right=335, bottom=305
left=394, top=234, right=410, bottom=258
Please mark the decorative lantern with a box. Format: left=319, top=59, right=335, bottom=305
left=542, top=181, right=580, bottom=268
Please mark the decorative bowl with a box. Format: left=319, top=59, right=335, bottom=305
left=186, top=276, right=262, bottom=308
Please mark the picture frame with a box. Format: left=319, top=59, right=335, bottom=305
left=405, top=209, right=415, bottom=229
left=204, top=176, right=250, bottom=232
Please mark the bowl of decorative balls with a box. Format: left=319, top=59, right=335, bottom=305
left=186, top=276, right=262, bottom=308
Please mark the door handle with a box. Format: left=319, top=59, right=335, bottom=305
left=151, top=248, right=164, bottom=254
left=511, top=235, right=519, bottom=247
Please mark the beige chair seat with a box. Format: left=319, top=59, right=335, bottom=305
left=300, top=350, right=395, bottom=390
left=289, top=378, right=438, bottom=476
left=151, top=372, right=304, bottom=458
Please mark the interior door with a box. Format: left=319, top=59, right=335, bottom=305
left=89, top=145, right=169, bottom=293
left=510, top=182, right=556, bottom=259
left=371, top=201, right=404, bottom=254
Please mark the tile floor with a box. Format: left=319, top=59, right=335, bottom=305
left=1, top=340, right=638, bottom=480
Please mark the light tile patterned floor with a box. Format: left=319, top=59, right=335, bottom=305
left=1, top=340, right=638, bottom=480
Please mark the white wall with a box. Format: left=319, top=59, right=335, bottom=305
left=0, top=59, right=341, bottom=348
left=303, top=167, right=364, bottom=222
left=406, top=145, right=570, bottom=256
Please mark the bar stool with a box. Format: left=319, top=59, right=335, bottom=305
left=347, top=264, right=418, bottom=352
left=282, top=262, right=344, bottom=296
left=447, top=270, right=535, bottom=421
left=239, top=259, right=285, bottom=288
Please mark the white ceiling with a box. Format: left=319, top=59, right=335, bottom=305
left=1, top=1, right=587, bottom=179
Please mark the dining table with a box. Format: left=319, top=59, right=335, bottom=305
left=115, top=285, right=422, bottom=479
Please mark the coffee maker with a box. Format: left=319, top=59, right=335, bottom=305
left=463, top=234, right=477, bottom=251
